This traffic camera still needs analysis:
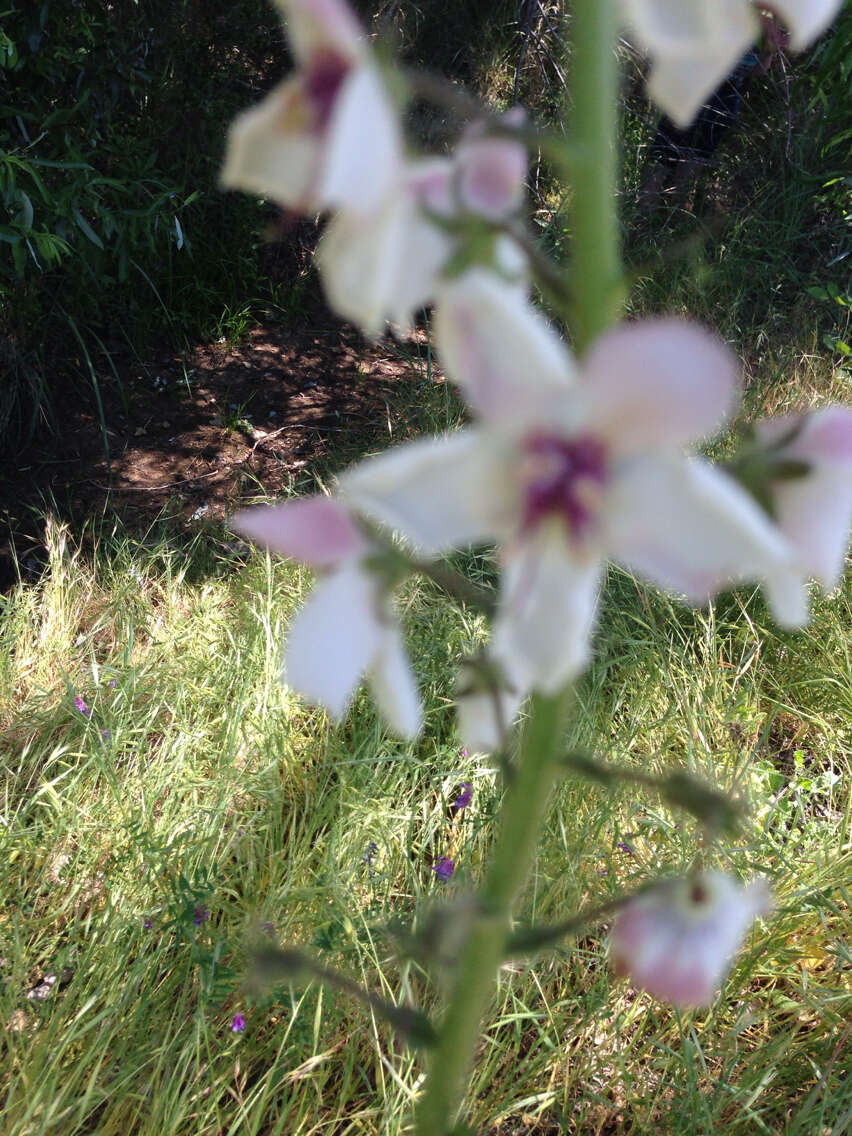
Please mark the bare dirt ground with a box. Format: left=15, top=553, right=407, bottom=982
left=0, top=320, right=438, bottom=588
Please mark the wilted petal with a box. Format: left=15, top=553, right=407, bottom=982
left=434, top=272, right=575, bottom=426
left=232, top=496, right=365, bottom=566
left=494, top=522, right=602, bottom=694
left=582, top=319, right=738, bottom=454
left=341, top=430, right=517, bottom=553
left=274, top=0, right=365, bottom=64
left=610, top=872, right=771, bottom=1006
left=368, top=625, right=423, bottom=738
left=284, top=564, right=382, bottom=718
left=318, top=65, right=401, bottom=214
left=220, top=77, right=321, bottom=208
left=605, top=454, right=793, bottom=605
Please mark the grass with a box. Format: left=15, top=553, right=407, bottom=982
left=1, top=456, right=850, bottom=1134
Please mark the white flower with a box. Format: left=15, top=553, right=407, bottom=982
left=341, top=281, right=794, bottom=693
left=610, top=872, right=771, bottom=1006
left=220, top=0, right=401, bottom=215
left=620, top=0, right=843, bottom=127
left=755, top=405, right=852, bottom=625
left=232, top=495, right=422, bottom=737
left=455, top=653, right=526, bottom=755
left=317, top=114, right=528, bottom=336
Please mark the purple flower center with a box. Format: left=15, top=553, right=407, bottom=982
left=521, top=433, right=608, bottom=537
left=304, top=51, right=350, bottom=130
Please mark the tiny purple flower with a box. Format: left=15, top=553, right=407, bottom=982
left=461, top=748, right=468, bottom=758
left=231, top=1012, right=246, bottom=1033
left=617, top=841, right=634, bottom=857
left=74, top=695, right=91, bottom=717
left=109, top=679, right=118, bottom=689
left=143, top=917, right=154, bottom=930
left=431, top=857, right=455, bottom=883
left=451, top=783, right=473, bottom=812
left=100, top=729, right=111, bottom=741
left=193, top=905, right=209, bottom=927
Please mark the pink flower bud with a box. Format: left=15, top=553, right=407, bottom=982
left=610, top=872, right=771, bottom=1006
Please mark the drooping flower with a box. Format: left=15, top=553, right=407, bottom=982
left=341, top=281, right=795, bottom=693
left=620, top=0, right=843, bottom=127
left=431, top=857, right=455, bottom=883
left=610, top=872, right=771, bottom=1005
left=232, top=495, right=422, bottom=737
left=318, top=114, right=528, bottom=337
left=754, top=405, right=852, bottom=624
left=231, top=1012, right=247, bottom=1033
left=74, top=695, right=91, bottom=718
left=221, top=0, right=401, bottom=216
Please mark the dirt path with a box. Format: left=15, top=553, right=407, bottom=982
left=0, top=321, right=437, bottom=588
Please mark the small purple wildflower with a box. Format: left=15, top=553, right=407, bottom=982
left=74, top=695, right=91, bottom=718
left=616, top=841, right=634, bottom=857
left=231, top=1012, right=246, bottom=1033
left=109, top=678, right=118, bottom=689
left=100, top=728, right=111, bottom=741
left=193, top=905, right=209, bottom=927
left=461, top=748, right=468, bottom=758
left=143, top=917, right=154, bottom=930
left=451, top=783, right=473, bottom=812
left=431, top=857, right=455, bottom=883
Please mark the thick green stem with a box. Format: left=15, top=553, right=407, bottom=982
left=570, top=0, right=621, bottom=352
left=414, top=4, right=623, bottom=1133
left=415, top=690, right=570, bottom=1136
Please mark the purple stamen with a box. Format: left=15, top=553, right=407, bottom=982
left=521, top=433, right=608, bottom=537
left=304, top=52, right=350, bottom=130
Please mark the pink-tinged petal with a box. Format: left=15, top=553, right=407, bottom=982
left=368, top=626, right=423, bottom=738
left=620, top=0, right=756, bottom=127
left=494, top=522, right=602, bottom=694
left=274, top=0, right=365, bottom=64
left=455, top=659, right=526, bottom=754
left=757, top=405, right=852, bottom=466
left=231, top=497, right=364, bottom=566
left=582, top=318, right=739, bottom=454
left=610, top=872, right=771, bottom=1007
left=755, top=407, right=852, bottom=589
left=434, top=273, right=576, bottom=427
left=340, top=431, right=518, bottom=554
left=769, top=0, right=843, bottom=50
left=219, top=77, right=320, bottom=208
left=318, top=66, right=401, bottom=215
left=456, top=123, right=527, bottom=220
left=318, top=186, right=452, bottom=336
left=284, top=564, right=382, bottom=718
left=768, top=468, right=852, bottom=589
left=604, top=455, right=792, bottom=603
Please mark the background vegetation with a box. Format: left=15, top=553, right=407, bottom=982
left=1, top=2, right=851, bottom=1133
